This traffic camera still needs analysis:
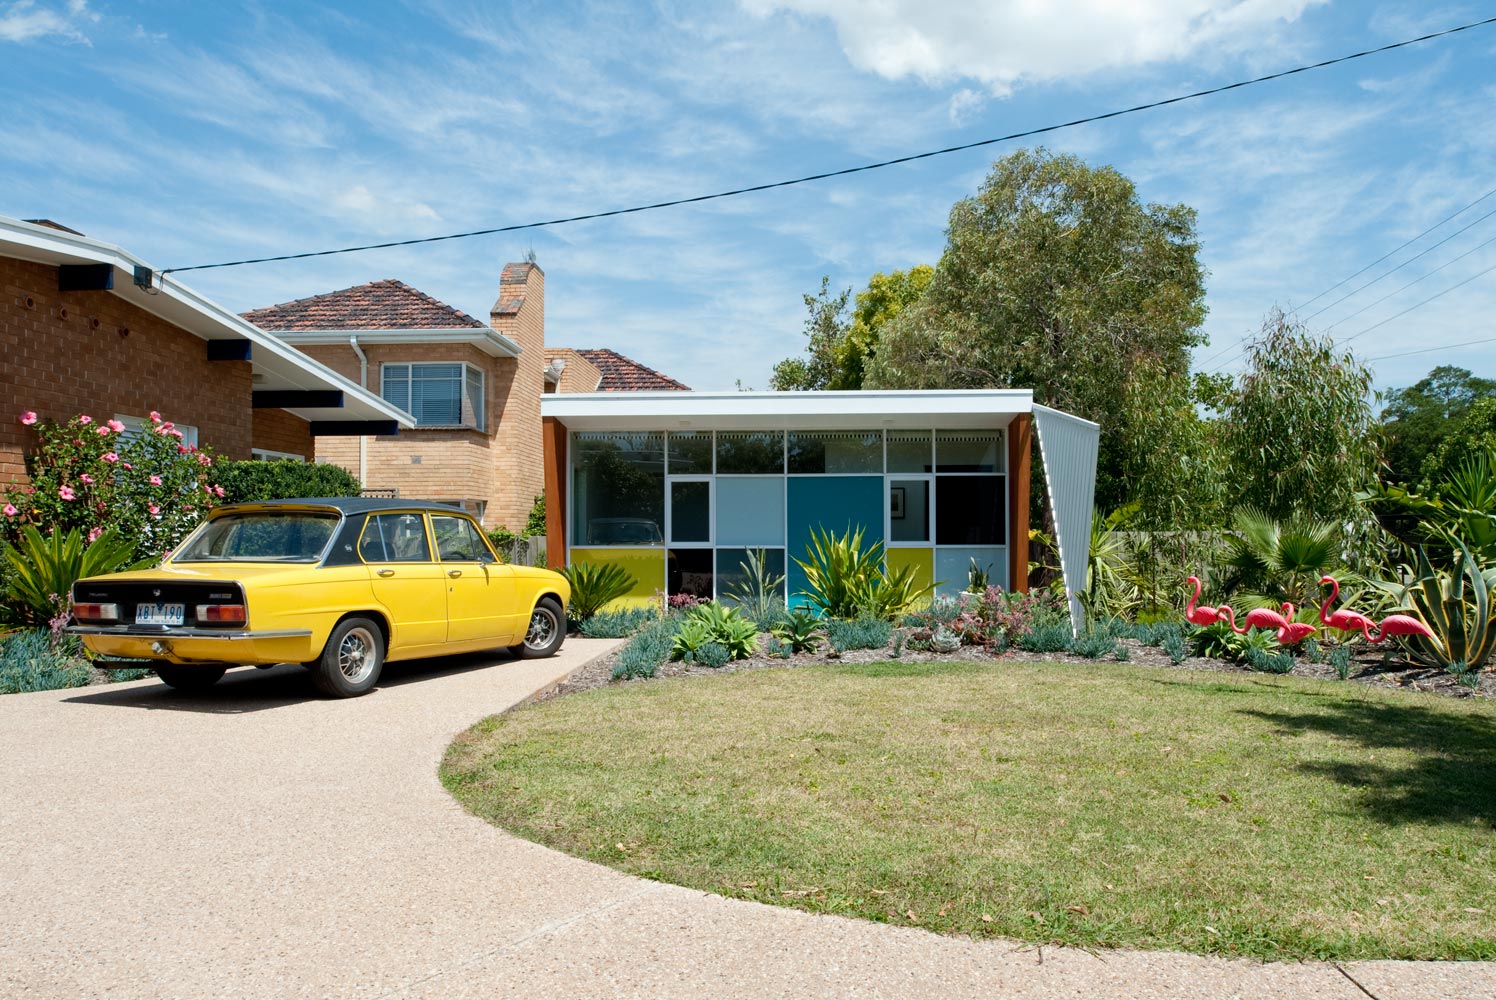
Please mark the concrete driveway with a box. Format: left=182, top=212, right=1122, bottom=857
left=0, top=640, right=1488, bottom=999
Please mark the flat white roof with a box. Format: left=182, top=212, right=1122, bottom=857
left=542, top=389, right=1036, bottom=431
left=0, top=216, right=415, bottom=428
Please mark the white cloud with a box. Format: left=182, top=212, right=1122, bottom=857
left=741, top=0, right=1325, bottom=93
left=0, top=0, right=93, bottom=44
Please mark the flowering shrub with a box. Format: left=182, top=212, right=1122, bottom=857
left=900, top=586, right=1072, bottom=650
left=2, top=410, right=221, bottom=561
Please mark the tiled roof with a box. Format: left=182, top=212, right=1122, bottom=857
left=573, top=348, right=690, bottom=391
left=242, top=279, right=487, bottom=331
left=24, top=219, right=85, bottom=236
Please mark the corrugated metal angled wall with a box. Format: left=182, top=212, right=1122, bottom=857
left=1032, top=404, right=1099, bottom=635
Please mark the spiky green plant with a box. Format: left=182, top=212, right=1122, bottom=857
left=2, top=526, right=143, bottom=627
left=794, top=524, right=936, bottom=621
left=1379, top=542, right=1496, bottom=673
left=1082, top=502, right=1140, bottom=620
left=724, top=548, right=786, bottom=622
left=1222, top=506, right=1345, bottom=612
left=771, top=609, right=823, bottom=654
left=561, top=561, right=639, bottom=622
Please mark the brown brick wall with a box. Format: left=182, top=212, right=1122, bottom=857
left=490, top=264, right=545, bottom=531
left=542, top=348, right=603, bottom=393
left=0, top=255, right=253, bottom=488
left=250, top=408, right=314, bottom=458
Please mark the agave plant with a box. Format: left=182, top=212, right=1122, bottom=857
left=1362, top=450, right=1496, bottom=567
left=1376, top=541, right=1496, bottom=673
left=560, top=561, right=638, bottom=622
left=1, top=525, right=143, bottom=627
left=723, top=548, right=786, bottom=623
left=794, top=524, right=936, bottom=620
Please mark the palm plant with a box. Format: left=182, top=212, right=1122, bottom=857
left=1220, top=507, right=1344, bottom=612
left=2, top=526, right=142, bottom=627
left=561, top=561, right=638, bottom=622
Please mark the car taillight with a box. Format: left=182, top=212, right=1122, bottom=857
left=196, top=604, right=246, bottom=626
left=73, top=603, right=119, bottom=623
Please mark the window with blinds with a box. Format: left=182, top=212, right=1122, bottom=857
left=381, top=363, right=484, bottom=429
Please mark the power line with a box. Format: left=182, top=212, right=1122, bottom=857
left=1340, top=257, right=1496, bottom=344
left=1324, top=229, right=1496, bottom=330
left=1197, top=185, right=1496, bottom=372
left=1367, top=332, right=1496, bottom=362
left=160, top=14, right=1496, bottom=276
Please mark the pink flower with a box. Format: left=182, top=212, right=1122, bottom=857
left=121, top=462, right=133, bottom=470
left=79, top=474, right=94, bottom=484
left=96, top=426, right=109, bottom=436
left=169, top=429, right=183, bottom=439
left=213, top=485, right=225, bottom=497
left=197, top=453, right=210, bottom=466
left=149, top=411, right=162, bottom=422
left=148, top=504, right=160, bottom=516
left=177, top=445, right=188, bottom=455
left=101, top=452, right=119, bottom=463
left=78, top=415, right=92, bottom=425
left=87, top=527, right=103, bottom=543
left=106, top=419, right=125, bottom=433
left=19, top=411, right=37, bottom=425
left=149, top=475, right=162, bottom=486
left=2, top=504, right=16, bottom=516
left=58, top=486, right=75, bottom=500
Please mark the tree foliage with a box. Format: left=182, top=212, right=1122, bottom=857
left=770, top=267, right=933, bottom=391
left=1222, top=309, right=1380, bottom=524
left=865, top=148, right=1208, bottom=514
left=1380, top=366, right=1496, bottom=483
left=1420, top=395, right=1496, bottom=488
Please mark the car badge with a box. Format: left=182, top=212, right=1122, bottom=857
left=152, top=588, right=161, bottom=597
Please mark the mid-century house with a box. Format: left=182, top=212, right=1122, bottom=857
left=245, top=267, right=688, bottom=530
left=539, top=390, right=1099, bottom=629
left=0, top=215, right=412, bottom=489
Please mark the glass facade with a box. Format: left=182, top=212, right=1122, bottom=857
left=568, top=427, right=1008, bottom=606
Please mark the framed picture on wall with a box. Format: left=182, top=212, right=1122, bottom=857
left=890, top=486, right=906, bottom=520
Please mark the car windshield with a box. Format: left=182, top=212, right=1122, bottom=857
left=173, top=511, right=339, bottom=562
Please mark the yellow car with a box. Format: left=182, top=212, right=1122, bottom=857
left=67, top=499, right=571, bottom=697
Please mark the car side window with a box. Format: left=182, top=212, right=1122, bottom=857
left=432, top=514, right=489, bottom=562
left=360, top=513, right=432, bottom=563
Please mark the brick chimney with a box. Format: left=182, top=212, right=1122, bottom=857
left=489, top=262, right=545, bottom=530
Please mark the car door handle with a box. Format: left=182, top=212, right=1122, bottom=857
left=448, top=569, right=462, bottom=578
left=377, top=569, right=395, bottom=577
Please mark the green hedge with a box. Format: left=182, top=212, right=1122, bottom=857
left=213, top=460, right=361, bottom=504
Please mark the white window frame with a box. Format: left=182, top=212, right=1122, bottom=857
left=114, top=414, right=199, bottom=448
left=251, top=448, right=305, bottom=462
left=380, top=362, right=485, bottom=431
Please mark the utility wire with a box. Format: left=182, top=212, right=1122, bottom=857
left=1325, top=229, right=1496, bottom=330
left=1367, top=332, right=1496, bottom=362
left=160, top=14, right=1496, bottom=276
left=1340, top=257, right=1496, bottom=344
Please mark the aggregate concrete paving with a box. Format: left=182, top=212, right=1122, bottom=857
left=0, top=638, right=1488, bottom=999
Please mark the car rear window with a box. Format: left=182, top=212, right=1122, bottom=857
left=174, top=512, right=339, bottom=562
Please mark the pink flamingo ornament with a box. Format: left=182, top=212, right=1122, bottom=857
left=1219, top=604, right=1289, bottom=635
left=1358, top=614, right=1435, bottom=644
left=1185, top=576, right=1227, bottom=627
left=1317, top=575, right=1375, bottom=638
left=1276, top=603, right=1317, bottom=646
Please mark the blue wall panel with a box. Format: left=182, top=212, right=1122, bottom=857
left=786, top=476, right=885, bottom=609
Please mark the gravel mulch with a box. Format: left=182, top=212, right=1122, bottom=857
left=537, top=628, right=1495, bottom=706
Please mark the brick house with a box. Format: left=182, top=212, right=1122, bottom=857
left=246, top=265, right=688, bottom=531
left=0, top=215, right=412, bottom=489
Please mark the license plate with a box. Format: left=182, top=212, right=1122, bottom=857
left=135, top=603, right=185, bottom=626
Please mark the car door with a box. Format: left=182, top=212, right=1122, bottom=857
left=359, top=512, right=447, bottom=653
left=431, top=513, right=517, bottom=644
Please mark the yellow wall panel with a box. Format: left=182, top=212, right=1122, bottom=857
left=567, top=547, right=665, bottom=610
left=886, top=547, right=935, bottom=608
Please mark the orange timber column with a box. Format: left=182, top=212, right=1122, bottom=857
left=542, top=416, right=568, bottom=570
left=1007, top=413, right=1032, bottom=593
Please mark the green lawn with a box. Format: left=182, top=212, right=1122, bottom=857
left=441, top=660, right=1496, bottom=960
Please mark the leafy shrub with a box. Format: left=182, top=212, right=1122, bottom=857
left=562, top=561, right=638, bottom=622
left=766, top=637, right=793, bottom=658
left=212, top=459, right=360, bottom=503
left=771, top=609, right=823, bottom=654
left=696, top=642, right=730, bottom=669
left=2, top=410, right=220, bottom=561
left=1326, top=645, right=1353, bottom=680
left=1, top=525, right=142, bottom=627
left=825, top=616, right=892, bottom=653
left=1246, top=648, right=1295, bottom=674
left=748, top=600, right=790, bottom=634
left=670, top=617, right=715, bottom=662
left=1069, top=631, right=1117, bottom=659
left=579, top=607, right=654, bottom=638
left=1161, top=633, right=1186, bottom=664
left=795, top=524, right=935, bottom=620
left=1017, top=621, right=1072, bottom=653
left=487, top=495, right=547, bottom=563
left=672, top=603, right=759, bottom=661
left=0, top=629, right=90, bottom=694
left=612, top=615, right=683, bottom=680
left=1189, top=621, right=1277, bottom=662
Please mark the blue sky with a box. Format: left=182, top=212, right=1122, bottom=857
left=3, top=1, right=1494, bottom=394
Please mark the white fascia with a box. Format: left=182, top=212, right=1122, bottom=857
left=272, top=328, right=522, bottom=358
left=0, top=216, right=415, bottom=428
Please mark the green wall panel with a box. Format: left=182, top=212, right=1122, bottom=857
left=567, top=547, right=665, bottom=610
left=786, top=476, right=884, bottom=609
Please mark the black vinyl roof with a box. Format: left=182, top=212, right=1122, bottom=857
left=214, top=498, right=469, bottom=516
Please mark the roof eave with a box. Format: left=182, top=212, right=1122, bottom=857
left=271, top=327, right=522, bottom=359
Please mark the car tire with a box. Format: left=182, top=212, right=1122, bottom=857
left=154, top=664, right=227, bottom=691
left=513, top=597, right=565, bottom=659
left=311, top=617, right=385, bottom=698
